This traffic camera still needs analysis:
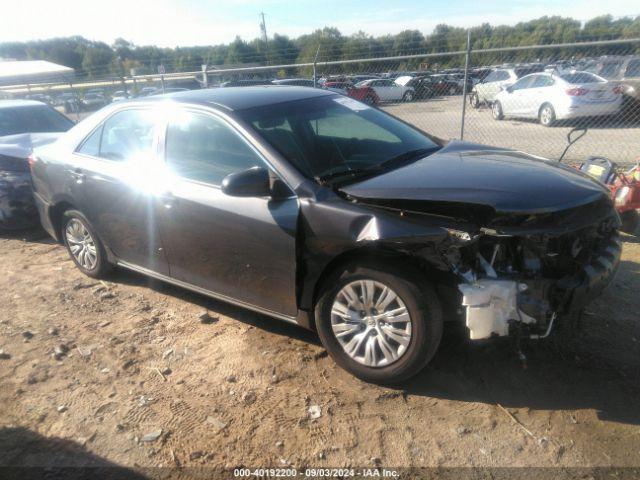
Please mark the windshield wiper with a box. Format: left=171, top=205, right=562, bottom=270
left=377, top=147, right=440, bottom=170
left=315, top=147, right=440, bottom=186
left=315, top=166, right=378, bottom=184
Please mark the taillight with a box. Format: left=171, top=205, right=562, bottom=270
left=566, top=88, right=588, bottom=96
left=613, top=85, right=624, bottom=94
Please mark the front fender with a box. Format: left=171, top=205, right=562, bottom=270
left=297, top=192, right=451, bottom=310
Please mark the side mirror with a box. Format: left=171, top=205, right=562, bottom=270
left=222, top=166, right=271, bottom=197
left=505, top=86, right=513, bottom=93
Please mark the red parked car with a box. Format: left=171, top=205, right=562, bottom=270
left=347, top=83, right=379, bottom=104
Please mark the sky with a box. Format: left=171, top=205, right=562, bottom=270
left=2, top=0, right=639, bottom=47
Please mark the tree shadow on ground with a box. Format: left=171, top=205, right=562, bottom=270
left=0, top=426, right=146, bottom=480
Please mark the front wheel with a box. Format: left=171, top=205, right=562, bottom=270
left=402, top=91, right=414, bottom=102
left=315, top=262, right=443, bottom=384
left=492, top=101, right=504, bottom=120
left=62, top=210, right=111, bottom=278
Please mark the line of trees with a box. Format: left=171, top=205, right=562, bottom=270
left=1, top=15, right=639, bottom=79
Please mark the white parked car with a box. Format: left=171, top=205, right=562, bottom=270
left=356, top=78, right=414, bottom=102
left=471, top=67, right=542, bottom=107
left=492, top=71, right=623, bottom=126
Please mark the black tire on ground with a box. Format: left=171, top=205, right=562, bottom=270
left=448, top=86, right=457, bottom=96
left=402, top=91, right=414, bottom=102
left=539, top=103, right=556, bottom=127
left=314, top=261, right=443, bottom=384
left=492, top=101, right=504, bottom=120
left=620, top=209, right=640, bottom=235
left=364, top=95, right=376, bottom=105
left=470, top=93, right=480, bottom=109
left=61, top=210, right=111, bottom=278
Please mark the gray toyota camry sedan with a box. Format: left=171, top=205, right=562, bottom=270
left=30, top=86, right=620, bottom=383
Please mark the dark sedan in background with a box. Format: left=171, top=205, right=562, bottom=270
left=31, top=87, right=620, bottom=383
left=0, top=100, right=73, bottom=230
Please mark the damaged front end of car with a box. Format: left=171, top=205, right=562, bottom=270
left=338, top=193, right=621, bottom=342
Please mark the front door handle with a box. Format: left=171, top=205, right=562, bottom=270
left=159, top=192, right=177, bottom=209
left=69, top=168, right=86, bottom=184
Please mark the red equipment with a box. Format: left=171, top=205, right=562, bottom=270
left=347, top=84, right=379, bottom=105
left=580, top=157, right=640, bottom=234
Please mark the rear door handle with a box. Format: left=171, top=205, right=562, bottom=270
left=69, top=168, right=86, bottom=184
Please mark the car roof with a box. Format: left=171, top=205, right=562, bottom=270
left=139, top=85, right=335, bottom=111
left=0, top=99, right=47, bottom=109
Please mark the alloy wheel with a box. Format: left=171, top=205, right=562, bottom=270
left=330, top=280, right=412, bottom=367
left=540, top=106, right=554, bottom=125
left=65, top=218, right=98, bottom=271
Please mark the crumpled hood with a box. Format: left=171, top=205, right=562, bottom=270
left=0, top=132, right=62, bottom=159
left=340, top=141, right=609, bottom=214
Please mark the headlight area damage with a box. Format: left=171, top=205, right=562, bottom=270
left=301, top=189, right=622, bottom=342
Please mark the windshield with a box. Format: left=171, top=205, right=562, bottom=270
left=239, top=95, right=440, bottom=184
left=0, top=105, right=73, bottom=137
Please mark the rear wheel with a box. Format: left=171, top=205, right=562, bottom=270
left=364, top=95, right=376, bottom=105
left=448, top=86, right=457, bottom=96
left=621, top=210, right=639, bottom=235
left=492, top=101, right=504, bottom=120
left=470, top=93, right=480, bottom=109
left=62, top=210, right=111, bottom=278
left=539, top=104, right=556, bottom=127
left=315, top=262, right=443, bottom=384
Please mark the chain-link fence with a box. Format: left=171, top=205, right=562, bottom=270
left=2, top=36, right=639, bottom=164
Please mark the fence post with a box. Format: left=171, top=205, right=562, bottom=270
left=202, top=64, right=208, bottom=89
left=460, top=29, right=471, bottom=140
left=313, top=45, right=321, bottom=88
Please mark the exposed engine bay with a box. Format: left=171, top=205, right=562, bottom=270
left=336, top=193, right=622, bottom=341
left=442, top=204, right=621, bottom=340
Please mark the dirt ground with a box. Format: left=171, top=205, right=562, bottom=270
left=1, top=229, right=639, bottom=477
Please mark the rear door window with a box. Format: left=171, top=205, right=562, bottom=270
left=511, top=76, right=536, bottom=90
left=99, top=110, right=156, bottom=161
left=531, top=75, right=555, bottom=88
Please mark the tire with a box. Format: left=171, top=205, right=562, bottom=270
left=621, top=210, right=639, bottom=235
left=315, top=261, right=443, bottom=384
left=539, top=103, right=556, bottom=127
left=448, top=86, right=457, bottom=96
left=470, top=93, right=480, bottom=109
left=402, top=91, right=414, bottom=102
left=61, top=210, right=111, bottom=278
left=492, top=101, right=504, bottom=120
left=364, top=95, right=376, bottom=105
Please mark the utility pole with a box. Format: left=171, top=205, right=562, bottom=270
left=259, top=12, right=269, bottom=64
